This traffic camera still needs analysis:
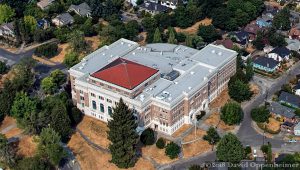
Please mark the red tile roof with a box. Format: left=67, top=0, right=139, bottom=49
left=91, top=58, right=158, bottom=90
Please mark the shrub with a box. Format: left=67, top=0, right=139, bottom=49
left=71, top=107, right=83, bottom=125
left=0, top=61, right=8, bottom=74
left=140, top=128, right=155, bottom=145
left=156, top=137, right=166, bottom=149
left=34, top=43, right=58, bottom=58
left=165, top=142, right=180, bottom=159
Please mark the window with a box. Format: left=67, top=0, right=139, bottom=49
left=92, top=80, right=96, bottom=83
left=108, top=106, right=112, bottom=116
left=100, top=103, right=104, bottom=113
left=81, top=103, right=84, bottom=107
left=99, top=96, right=104, bottom=100
left=80, top=96, right=84, bottom=100
left=107, top=99, right=112, bottom=103
left=80, top=90, right=83, bottom=94
left=91, top=93, right=95, bottom=97
left=92, top=101, right=97, bottom=110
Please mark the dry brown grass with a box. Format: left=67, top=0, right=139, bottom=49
left=77, top=116, right=110, bottom=149
left=68, top=132, right=155, bottom=170
left=174, top=18, right=212, bottom=35
left=86, top=36, right=101, bottom=51
left=250, top=83, right=260, bottom=95
left=209, top=89, right=230, bottom=109
left=32, top=55, right=56, bottom=66
left=17, top=136, right=37, bottom=157
left=49, top=43, right=70, bottom=63
left=0, top=116, right=16, bottom=131
left=204, top=112, right=235, bottom=131
left=171, top=124, right=192, bottom=138
left=266, top=118, right=281, bottom=132
left=138, top=32, right=147, bottom=46
left=0, top=44, right=18, bottom=53
left=141, top=143, right=177, bottom=164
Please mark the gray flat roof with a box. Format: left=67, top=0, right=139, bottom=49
left=70, top=39, right=237, bottom=106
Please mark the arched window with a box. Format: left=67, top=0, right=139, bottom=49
left=100, top=103, right=104, bottom=113
left=92, top=101, right=97, bottom=110
left=108, top=106, right=112, bottom=116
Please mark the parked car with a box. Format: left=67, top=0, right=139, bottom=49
left=288, top=139, right=297, bottom=143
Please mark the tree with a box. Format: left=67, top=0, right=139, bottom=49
left=50, top=69, right=66, bottom=86
left=185, top=35, right=193, bottom=47
left=70, top=107, right=83, bottom=125
left=153, top=28, right=162, bottom=43
left=221, top=102, right=243, bottom=125
left=0, top=61, right=8, bottom=74
left=252, top=31, right=265, bottom=50
left=33, top=29, right=54, bottom=43
left=268, top=32, right=287, bottom=47
left=228, top=79, right=253, bottom=102
left=140, top=128, right=155, bottom=145
left=37, top=128, right=66, bottom=166
left=10, top=92, right=37, bottom=127
left=16, top=156, right=52, bottom=170
left=272, top=7, right=291, bottom=31
left=80, top=18, right=96, bottom=36
left=41, top=77, right=58, bottom=94
left=68, top=30, right=89, bottom=53
left=0, top=134, right=16, bottom=166
left=64, top=52, right=79, bottom=68
left=198, top=25, right=220, bottom=43
left=216, top=133, right=244, bottom=163
left=34, top=43, right=58, bottom=58
left=245, top=58, right=254, bottom=81
left=251, top=106, right=270, bottom=123
left=156, top=137, right=166, bottom=149
left=167, top=27, right=177, bottom=44
left=0, top=4, right=15, bottom=24
left=24, top=15, right=37, bottom=34
left=107, top=98, right=139, bottom=168
left=165, top=142, right=181, bottom=159
left=261, top=143, right=272, bottom=163
left=141, top=17, right=157, bottom=32
left=203, top=127, right=221, bottom=145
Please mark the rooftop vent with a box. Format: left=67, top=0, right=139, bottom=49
left=78, top=66, right=83, bottom=70
left=204, top=77, right=208, bottom=80
left=160, top=51, right=163, bottom=55
left=188, top=86, right=192, bottom=90
left=218, top=52, right=222, bottom=56
left=174, top=82, right=178, bottom=84
left=140, top=95, right=145, bottom=101
left=110, top=55, right=113, bottom=58
left=190, top=71, right=195, bottom=75
left=128, top=44, right=132, bottom=47
left=105, top=46, right=109, bottom=49
left=82, top=62, right=86, bottom=66
left=121, top=41, right=124, bottom=45
left=144, top=48, right=147, bottom=51
left=132, top=52, right=135, bottom=55
left=209, top=69, right=213, bottom=73
left=102, top=53, right=105, bottom=56
left=137, top=47, right=141, bottom=50
left=168, top=97, right=172, bottom=101
left=211, top=50, right=215, bottom=53
left=163, top=91, right=169, bottom=95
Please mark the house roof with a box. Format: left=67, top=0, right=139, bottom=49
left=270, top=46, right=291, bottom=57
left=234, top=31, right=249, bottom=40
left=253, top=56, right=279, bottom=69
left=244, top=23, right=261, bottom=35
left=286, top=38, right=300, bottom=51
left=294, top=122, right=300, bottom=131
left=91, top=58, right=159, bottom=90
left=294, top=82, right=300, bottom=90
left=215, top=39, right=234, bottom=49
left=269, top=102, right=295, bottom=119
left=68, top=2, right=91, bottom=16
left=279, top=91, right=300, bottom=108
left=282, top=121, right=295, bottom=127
left=0, top=22, right=14, bottom=32
left=54, top=13, right=74, bottom=25
left=139, top=1, right=169, bottom=12
left=37, top=0, right=55, bottom=9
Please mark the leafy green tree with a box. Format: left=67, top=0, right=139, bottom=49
left=0, top=61, right=8, bottom=74
left=125, top=20, right=140, bottom=40
left=156, top=137, right=166, bottom=149
left=278, top=152, right=300, bottom=165
left=107, top=98, right=139, bottom=168
left=50, top=69, right=66, bottom=86
left=15, top=156, right=52, bottom=170
left=228, top=79, right=253, bottom=102
left=153, top=28, right=162, bottom=43
left=268, top=32, right=287, bottom=47
left=54, top=27, right=71, bottom=43
left=24, top=4, right=45, bottom=19
left=167, top=28, right=177, bottom=44
left=70, top=107, right=83, bottom=125
left=245, top=58, right=254, bottom=81
left=0, top=4, right=15, bottom=24
left=221, top=102, right=243, bottom=125
left=37, top=128, right=66, bottom=166
left=34, top=43, right=58, bottom=58
left=203, top=127, right=221, bottom=145
left=253, top=31, right=265, bottom=50
left=24, top=15, right=37, bottom=34
left=10, top=92, right=37, bottom=127
left=64, top=52, right=79, bottom=68
left=251, top=106, right=270, bottom=123
left=80, top=18, right=96, bottom=36
left=272, top=7, right=291, bottom=31
left=198, top=25, right=220, bottom=43
left=33, top=29, right=54, bottom=43
left=141, top=17, right=157, bottom=32
left=0, top=134, right=16, bottom=166
left=68, top=30, right=89, bottom=53
left=185, top=35, right=193, bottom=47
left=140, top=128, right=155, bottom=145
left=216, top=133, right=244, bottom=163
left=41, top=77, right=57, bottom=94
left=165, top=142, right=181, bottom=159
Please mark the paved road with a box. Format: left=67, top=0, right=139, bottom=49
left=0, top=48, right=35, bottom=66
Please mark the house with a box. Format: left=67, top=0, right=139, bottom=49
left=263, top=46, right=274, bottom=53
left=160, top=0, right=180, bottom=9
left=139, top=1, right=169, bottom=15
left=289, top=24, right=300, bottom=40
left=293, top=82, right=300, bottom=96
left=230, top=31, right=249, bottom=47
left=267, top=46, right=291, bottom=62
left=294, top=122, right=300, bottom=136
left=52, top=13, right=74, bottom=27
left=281, top=121, right=295, bottom=133
left=256, top=17, right=272, bottom=28
left=278, top=91, right=300, bottom=109
left=0, top=22, right=15, bottom=38
left=68, top=2, right=91, bottom=17
left=37, top=19, right=50, bottom=29
left=286, top=38, right=300, bottom=52
left=244, top=22, right=262, bottom=41
left=37, top=0, right=55, bottom=10
left=269, top=102, right=296, bottom=123
left=253, top=56, right=279, bottom=72
left=215, top=39, right=234, bottom=49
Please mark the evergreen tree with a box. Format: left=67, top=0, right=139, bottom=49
left=153, top=28, right=162, bottom=43
left=221, top=102, right=243, bottom=125
left=185, top=35, right=193, bottom=47
left=107, top=98, right=138, bottom=168
left=245, top=58, right=254, bottom=81
left=167, top=28, right=177, bottom=44
left=203, top=127, right=220, bottom=145
left=0, top=134, right=17, bottom=166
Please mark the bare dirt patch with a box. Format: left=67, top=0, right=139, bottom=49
left=32, top=55, right=56, bottom=66
left=68, top=132, right=154, bottom=170
left=49, top=43, right=70, bottom=63
left=77, top=116, right=110, bottom=149
left=17, top=136, right=37, bottom=157
left=174, top=18, right=212, bottom=35
left=86, top=36, right=101, bottom=51
left=171, top=124, right=192, bottom=138
left=138, top=32, right=147, bottom=46
left=209, top=89, right=230, bottom=109
left=266, top=118, right=281, bottom=132
left=0, top=116, right=16, bottom=131
left=250, top=83, right=260, bottom=95
left=141, top=143, right=177, bottom=164
left=204, top=112, right=235, bottom=132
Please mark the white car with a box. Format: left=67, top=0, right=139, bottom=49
left=288, top=139, right=297, bottom=143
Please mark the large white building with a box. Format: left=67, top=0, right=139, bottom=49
left=69, top=39, right=237, bottom=135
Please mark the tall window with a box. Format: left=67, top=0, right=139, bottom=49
left=92, top=101, right=97, bottom=110
left=108, top=106, right=112, bottom=116
left=100, top=103, right=104, bottom=113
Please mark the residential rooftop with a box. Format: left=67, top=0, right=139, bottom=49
left=269, top=102, right=295, bottom=119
